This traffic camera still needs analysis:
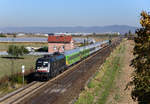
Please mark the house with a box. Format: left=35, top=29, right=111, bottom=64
left=48, top=35, right=74, bottom=53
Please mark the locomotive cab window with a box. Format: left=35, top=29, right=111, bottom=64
left=36, top=61, right=42, bottom=67
left=36, top=61, right=48, bottom=68
left=43, top=62, right=48, bottom=67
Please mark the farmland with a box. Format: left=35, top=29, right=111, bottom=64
left=0, top=42, right=47, bottom=51
left=0, top=55, right=40, bottom=78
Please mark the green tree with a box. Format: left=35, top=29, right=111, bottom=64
left=0, top=33, right=6, bottom=37
left=130, top=11, right=150, bottom=104
left=7, top=45, right=29, bottom=57
left=19, top=46, right=29, bottom=55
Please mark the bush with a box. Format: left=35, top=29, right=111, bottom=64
left=0, top=34, right=6, bottom=37
left=13, top=75, right=23, bottom=84
left=35, top=46, right=48, bottom=52
left=7, top=45, right=29, bottom=57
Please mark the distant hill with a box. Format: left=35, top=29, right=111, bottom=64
left=0, top=25, right=137, bottom=34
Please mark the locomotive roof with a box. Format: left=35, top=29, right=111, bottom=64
left=37, top=53, right=65, bottom=61
left=64, top=48, right=80, bottom=55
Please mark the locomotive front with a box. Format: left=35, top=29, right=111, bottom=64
left=36, top=59, right=49, bottom=73
left=35, top=58, right=50, bottom=80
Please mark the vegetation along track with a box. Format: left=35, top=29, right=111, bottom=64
left=0, top=38, right=122, bottom=104
left=0, top=81, right=46, bottom=104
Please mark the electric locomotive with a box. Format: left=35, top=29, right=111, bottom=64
left=35, top=52, right=66, bottom=80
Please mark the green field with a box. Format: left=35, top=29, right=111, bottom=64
left=0, top=42, right=47, bottom=51
left=0, top=55, right=40, bottom=78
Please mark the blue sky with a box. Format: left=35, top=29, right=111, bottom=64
left=0, top=0, right=149, bottom=27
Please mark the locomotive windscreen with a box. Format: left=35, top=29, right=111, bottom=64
left=36, top=60, right=48, bottom=68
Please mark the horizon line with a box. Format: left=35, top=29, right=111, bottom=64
left=0, top=24, right=138, bottom=28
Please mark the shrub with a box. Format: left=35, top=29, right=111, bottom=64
left=35, top=46, right=48, bottom=52
left=7, top=45, right=29, bottom=57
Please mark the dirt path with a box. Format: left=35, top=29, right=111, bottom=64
left=106, top=40, right=137, bottom=104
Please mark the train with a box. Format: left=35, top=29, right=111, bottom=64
left=35, top=40, right=111, bottom=80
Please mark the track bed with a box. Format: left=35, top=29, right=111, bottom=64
left=20, top=39, right=121, bottom=104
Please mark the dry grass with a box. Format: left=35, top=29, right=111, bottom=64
left=75, top=40, right=126, bottom=104
left=106, top=40, right=137, bottom=104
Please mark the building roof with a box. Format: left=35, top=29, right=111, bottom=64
left=48, top=36, right=72, bottom=43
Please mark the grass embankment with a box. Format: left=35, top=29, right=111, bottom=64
left=75, top=41, right=126, bottom=104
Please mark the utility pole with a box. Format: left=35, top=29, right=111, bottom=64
left=109, top=34, right=112, bottom=45
left=64, top=35, right=66, bottom=52
left=11, top=34, right=15, bottom=87
left=83, top=39, right=86, bottom=73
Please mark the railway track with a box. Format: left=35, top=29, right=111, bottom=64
left=0, top=82, right=45, bottom=104
left=0, top=38, right=122, bottom=104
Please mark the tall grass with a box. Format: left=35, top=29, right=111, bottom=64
left=0, top=68, right=34, bottom=96
left=0, top=55, right=40, bottom=78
